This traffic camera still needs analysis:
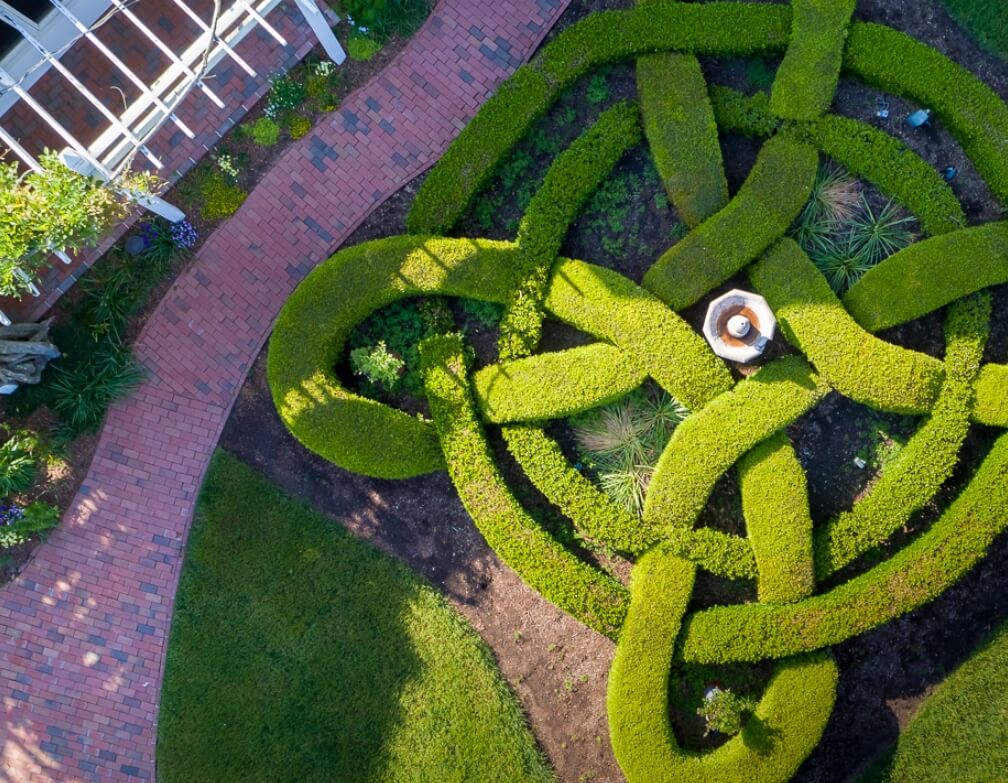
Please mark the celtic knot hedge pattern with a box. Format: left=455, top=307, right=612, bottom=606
left=268, top=2, right=1008, bottom=780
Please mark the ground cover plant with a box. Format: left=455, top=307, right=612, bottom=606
left=158, top=450, right=552, bottom=783
left=267, top=2, right=1008, bottom=780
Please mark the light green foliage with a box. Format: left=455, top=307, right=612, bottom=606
left=678, top=433, right=1008, bottom=664
left=420, top=333, right=628, bottom=638
left=349, top=340, right=404, bottom=390
left=697, top=688, right=758, bottom=737
left=197, top=170, right=247, bottom=221
left=0, top=426, right=38, bottom=496
left=643, top=134, right=818, bottom=310
left=570, top=386, right=686, bottom=517
left=972, top=363, right=1008, bottom=427
left=245, top=116, right=280, bottom=146
left=607, top=547, right=837, bottom=783
left=347, top=30, right=382, bottom=61
left=738, top=434, right=815, bottom=604
left=637, top=52, right=728, bottom=228
left=868, top=619, right=1008, bottom=783
left=287, top=115, right=312, bottom=140
left=843, top=22, right=1008, bottom=207
left=157, top=451, right=554, bottom=783
left=843, top=222, right=1008, bottom=332
left=770, top=0, right=856, bottom=121
left=0, top=152, right=156, bottom=297
left=643, top=357, right=826, bottom=535
left=816, top=294, right=990, bottom=577
left=750, top=239, right=944, bottom=415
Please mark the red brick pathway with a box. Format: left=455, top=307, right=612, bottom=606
left=0, top=1, right=569, bottom=780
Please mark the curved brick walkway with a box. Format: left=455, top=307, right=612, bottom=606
left=0, top=1, right=568, bottom=780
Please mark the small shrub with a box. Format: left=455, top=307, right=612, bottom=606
left=0, top=501, right=59, bottom=548
left=288, top=115, right=312, bottom=140
left=47, top=341, right=143, bottom=436
left=199, top=171, right=247, bottom=221
left=347, top=30, right=382, bottom=61
left=246, top=117, right=280, bottom=147
left=744, top=57, right=776, bottom=90
left=459, top=298, right=503, bottom=328
left=0, top=427, right=38, bottom=496
left=350, top=341, right=404, bottom=390
left=138, top=218, right=198, bottom=270
left=341, top=0, right=431, bottom=42
left=213, top=151, right=241, bottom=181
left=697, top=688, right=758, bottom=737
left=586, top=74, right=610, bottom=104
left=264, top=75, right=306, bottom=120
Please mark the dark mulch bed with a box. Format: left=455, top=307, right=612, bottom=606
left=222, top=1, right=1008, bottom=781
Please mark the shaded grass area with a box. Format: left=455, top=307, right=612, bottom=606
left=864, top=619, right=1008, bottom=782
left=939, top=0, right=1008, bottom=59
left=157, top=450, right=553, bottom=783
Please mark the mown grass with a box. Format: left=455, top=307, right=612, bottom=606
left=939, top=0, right=1008, bottom=59
left=864, top=619, right=1008, bottom=782
left=157, top=450, right=553, bottom=783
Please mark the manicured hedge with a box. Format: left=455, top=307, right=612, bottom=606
left=420, top=333, right=628, bottom=639
left=738, top=433, right=816, bottom=604
left=474, top=343, right=646, bottom=423
left=770, top=0, right=856, bottom=121
left=843, top=222, right=1008, bottom=331
left=843, top=22, right=1008, bottom=207
left=267, top=235, right=524, bottom=478
left=544, top=259, right=733, bottom=412
left=677, top=431, right=1008, bottom=664
left=407, top=2, right=793, bottom=235
left=643, top=134, right=818, bottom=310
left=642, top=357, right=827, bottom=534
left=816, top=294, right=989, bottom=577
left=637, top=52, right=728, bottom=228
left=500, top=101, right=641, bottom=360
left=973, top=363, right=1008, bottom=427
left=708, top=88, right=965, bottom=236
left=608, top=547, right=837, bottom=783
left=749, top=239, right=945, bottom=415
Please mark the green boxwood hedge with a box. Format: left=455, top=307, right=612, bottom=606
left=474, top=344, right=645, bottom=423
left=770, top=0, right=856, bottom=121
left=973, top=363, right=1008, bottom=427
left=544, top=259, right=733, bottom=412
left=607, top=547, right=837, bottom=783
left=677, top=431, right=1008, bottom=664
left=420, top=333, right=628, bottom=639
left=816, top=294, right=989, bottom=577
left=843, top=22, right=1008, bottom=207
left=643, top=134, right=818, bottom=311
left=643, top=357, right=827, bottom=535
left=708, top=88, right=965, bottom=236
left=738, top=433, right=816, bottom=604
left=749, top=239, right=945, bottom=415
left=637, top=52, right=728, bottom=228
left=267, top=236, right=524, bottom=478
left=407, top=2, right=793, bottom=235
left=500, top=101, right=641, bottom=360
left=843, top=222, right=1008, bottom=332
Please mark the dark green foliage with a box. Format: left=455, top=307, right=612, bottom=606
left=938, top=0, right=1008, bottom=59
left=0, top=426, right=38, bottom=496
left=843, top=22, right=1008, bottom=207
left=750, top=239, right=944, bottom=415
left=420, top=333, right=628, bottom=638
left=770, top=0, right=856, bottom=121
left=348, top=299, right=435, bottom=396
left=637, top=52, right=728, bottom=228
left=643, top=133, right=818, bottom=310
left=843, top=222, right=1008, bottom=332
left=157, top=451, right=553, bottom=783
left=47, top=339, right=142, bottom=435
left=340, top=0, right=431, bottom=42
left=0, top=501, right=59, bottom=548
left=458, top=297, right=503, bottom=328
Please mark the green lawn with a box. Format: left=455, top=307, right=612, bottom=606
left=157, top=450, right=553, bottom=783
left=865, top=619, right=1008, bottom=783
left=940, top=0, right=1008, bottom=59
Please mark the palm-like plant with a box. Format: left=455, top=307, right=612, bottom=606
left=848, top=197, right=916, bottom=264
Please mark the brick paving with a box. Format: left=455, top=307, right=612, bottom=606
left=0, top=0, right=569, bottom=780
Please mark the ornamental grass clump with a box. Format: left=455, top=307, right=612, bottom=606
left=572, top=387, right=687, bottom=517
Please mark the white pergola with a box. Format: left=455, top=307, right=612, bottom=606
left=0, top=0, right=345, bottom=323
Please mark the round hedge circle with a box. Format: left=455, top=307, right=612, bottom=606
left=268, top=2, right=1008, bottom=780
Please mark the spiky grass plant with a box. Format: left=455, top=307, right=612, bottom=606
left=806, top=230, right=877, bottom=293
left=848, top=197, right=917, bottom=265
left=791, top=164, right=860, bottom=248
left=571, top=387, right=687, bottom=516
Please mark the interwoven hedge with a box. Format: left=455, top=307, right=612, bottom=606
left=269, top=4, right=1008, bottom=782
